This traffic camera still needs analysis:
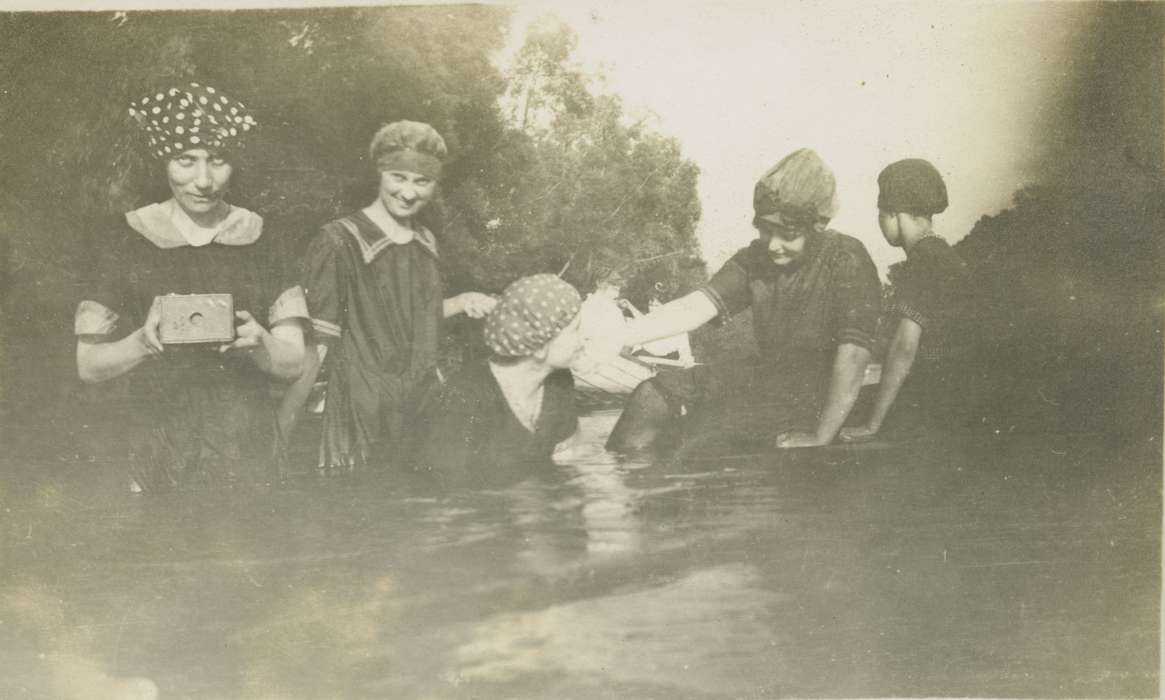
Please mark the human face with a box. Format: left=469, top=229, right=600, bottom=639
left=378, top=169, right=436, bottom=221
left=878, top=210, right=903, bottom=247
left=756, top=219, right=809, bottom=266
left=166, top=149, right=232, bottom=221
left=542, top=313, right=584, bottom=370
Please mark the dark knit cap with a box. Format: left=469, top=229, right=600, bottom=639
left=877, top=158, right=948, bottom=216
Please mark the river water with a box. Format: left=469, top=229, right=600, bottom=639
left=0, top=409, right=1158, bottom=698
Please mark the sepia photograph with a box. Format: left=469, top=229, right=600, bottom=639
left=0, top=1, right=1160, bottom=697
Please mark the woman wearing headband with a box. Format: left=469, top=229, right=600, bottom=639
left=289, top=121, right=496, bottom=475
left=75, top=83, right=308, bottom=491
left=413, top=274, right=583, bottom=489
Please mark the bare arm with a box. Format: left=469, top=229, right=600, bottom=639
left=815, top=342, right=873, bottom=442
left=444, top=292, right=498, bottom=319
left=227, top=317, right=306, bottom=381
left=777, top=342, right=871, bottom=447
left=76, top=298, right=164, bottom=384
left=842, top=318, right=921, bottom=440
left=76, top=330, right=159, bottom=384
left=620, top=291, right=718, bottom=348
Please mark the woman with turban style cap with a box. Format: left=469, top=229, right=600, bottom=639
left=413, top=274, right=583, bottom=489
left=75, top=83, right=308, bottom=491
left=841, top=158, right=975, bottom=441
left=286, top=121, right=496, bottom=475
left=607, top=148, right=882, bottom=452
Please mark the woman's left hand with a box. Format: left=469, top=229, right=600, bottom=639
left=218, top=310, right=267, bottom=353
left=774, top=431, right=829, bottom=448
left=459, top=292, right=498, bottom=319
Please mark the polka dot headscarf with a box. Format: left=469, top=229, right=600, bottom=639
left=484, top=274, right=582, bottom=358
left=128, top=83, right=257, bottom=159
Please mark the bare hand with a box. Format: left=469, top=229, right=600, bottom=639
left=140, top=296, right=165, bottom=354
left=460, top=292, right=498, bottom=319
left=775, top=431, right=828, bottom=449
left=218, top=310, right=266, bottom=353
left=838, top=425, right=879, bottom=443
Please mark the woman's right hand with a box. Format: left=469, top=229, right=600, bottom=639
left=139, top=296, right=165, bottom=355
left=459, top=292, right=498, bottom=319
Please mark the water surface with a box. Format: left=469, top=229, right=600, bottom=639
left=0, top=410, right=1158, bottom=698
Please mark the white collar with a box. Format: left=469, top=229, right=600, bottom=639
left=362, top=199, right=418, bottom=245
left=125, top=200, right=263, bottom=249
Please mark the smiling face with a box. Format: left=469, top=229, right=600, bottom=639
left=755, top=218, right=810, bottom=266
left=166, top=149, right=232, bottom=221
left=378, top=169, right=437, bottom=221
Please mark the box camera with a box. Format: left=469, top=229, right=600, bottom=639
left=157, top=293, right=235, bottom=344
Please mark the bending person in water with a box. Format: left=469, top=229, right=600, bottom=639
left=840, top=158, right=973, bottom=441
left=413, top=274, right=583, bottom=489
left=607, top=148, right=881, bottom=451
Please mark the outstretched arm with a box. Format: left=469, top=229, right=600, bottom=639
left=444, top=292, right=498, bottom=319
left=620, top=291, right=718, bottom=348
left=777, top=342, right=871, bottom=447
left=840, top=318, right=921, bottom=442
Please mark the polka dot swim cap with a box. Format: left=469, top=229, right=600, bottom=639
left=128, top=83, right=256, bottom=159
left=484, top=274, right=582, bottom=358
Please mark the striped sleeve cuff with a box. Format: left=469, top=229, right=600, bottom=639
left=836, top=327, right=876, bottom=352
left=891, top=301, right=928, bottom=327
left=311, top=318, right=342, bottom=338
left=697, top=286, right=729, bottom=319
left=269, top=285, right=310, bottom=325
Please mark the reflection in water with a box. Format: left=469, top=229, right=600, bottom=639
left=564, top=409, right=646, bottom=558
left=0, top=421, right=1157, bottom=698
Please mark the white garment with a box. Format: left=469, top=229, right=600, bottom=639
left=573, top=292, right=627, bottom=372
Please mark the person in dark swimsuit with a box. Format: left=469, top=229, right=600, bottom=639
left=282, top=121, right=497, bottom=475
left=414, top=274, right=583, bottom=490
left=606, top=148, right=881, bottom=452
left=75, top=83, right=308, bottom=492
left=841, top=158, right=974, bottom=441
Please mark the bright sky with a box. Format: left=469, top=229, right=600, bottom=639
left=504, top=0, right=1091, bottom=276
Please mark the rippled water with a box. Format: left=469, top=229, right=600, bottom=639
left=0, top=410, right=1158, bottom=698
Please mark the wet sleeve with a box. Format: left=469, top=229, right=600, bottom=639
left=830, top=243, right=881, bottom=351
left=545, top=369, right=579, bottom=446
left=698, top=248, right=754, bottom=318
left=75, top=224, right=129, bottom=339
left=302, top=225, right=347, bottom=343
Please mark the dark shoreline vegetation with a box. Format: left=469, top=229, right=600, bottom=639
left=0, top=5, right=1162, bottom=468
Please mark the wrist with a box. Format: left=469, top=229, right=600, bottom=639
left=134, top=328, right=158, bottom=357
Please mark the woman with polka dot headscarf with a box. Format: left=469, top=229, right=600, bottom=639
left=75, top=83, right=308, bottom=492
left=412, top=274, right=584, bottom=489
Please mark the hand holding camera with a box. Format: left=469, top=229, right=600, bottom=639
left=217, top=310, right=266, bottom=354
